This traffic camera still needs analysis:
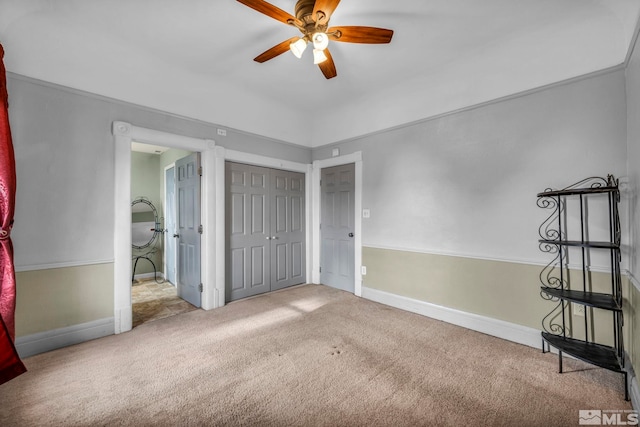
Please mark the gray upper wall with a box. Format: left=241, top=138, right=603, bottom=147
left=312, top=69, right=629, bottom=267
left=627, top=36, right=640, bottom=283
left=6, top=66, right=631, bottom=271
left=6, top=73, right=311, bottom=270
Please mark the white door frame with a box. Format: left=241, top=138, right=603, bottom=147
left=312, top=152, right=363, bottom=296
left=163, top=163, right=176, bottom=285
left=112, top=121, right=220, bottom=334
left=215, top=147, right=312, bottom=304
left=115, top=122, right=360, bottom=332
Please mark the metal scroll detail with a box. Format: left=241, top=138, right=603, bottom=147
left=537, top=193, right=568, bottom=336
left=537, top=194, right=563, bottom=242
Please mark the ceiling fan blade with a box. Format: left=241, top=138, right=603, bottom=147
left=236, top=0, right=302, bottom=26
left=254, top=37, right=301, bottom=63
left=328, top=26, right=394, bottom=44
left=318, top=48, right=337, bottom=79
left=313, top=0, right=341, bottom=24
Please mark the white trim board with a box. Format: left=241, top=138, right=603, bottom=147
left=361, top=286, right=542, bottom=349
left=363, top=243, right=620, bottom=273
left=15, top=317, right=115, bottom=358
left=224, top=149, right=309, bottom=173
left=15, top=259, right=114, bottom=273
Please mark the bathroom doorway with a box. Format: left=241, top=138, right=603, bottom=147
left=130, top=142, right=198, bottom=327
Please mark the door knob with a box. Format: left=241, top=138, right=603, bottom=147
left=272, top=236, right=279, bottom=240
left=266, top=237, right=271, bottom=240
left=348, top=233, right=354, bottom=237
left=173, top=234, right=180, bottom=238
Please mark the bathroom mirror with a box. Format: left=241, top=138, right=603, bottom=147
left=131, top=197, right=161, bottom=249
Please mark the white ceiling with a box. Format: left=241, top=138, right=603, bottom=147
left=1, top=0, right=639, bottom=147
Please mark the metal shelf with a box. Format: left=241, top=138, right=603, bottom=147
left=540, top=287, right=621, bottom=312
left=537, top=186, right=618, bottom=198
left=538, top=239, right=619, bottom=250
left=542, top=333, right=624, bottom=373
left=537, top=175, right=627, bottom=401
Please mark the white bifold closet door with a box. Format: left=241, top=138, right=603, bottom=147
left=226, top=162, right=305, bottom=302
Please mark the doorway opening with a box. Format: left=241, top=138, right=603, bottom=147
left=113, top=121, right=219, bottom=335
left=312, top=152, right=363, bottom=297
left=130, top=143, right=200, bottom=327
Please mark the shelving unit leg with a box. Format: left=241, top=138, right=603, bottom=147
left=558, top=351, right=563, bottom=374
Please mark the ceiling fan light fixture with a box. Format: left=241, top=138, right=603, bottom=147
left=313, top=48, right=328, bottom=64
left=290, top=38, right=307, bottom=59
left=312, top=32, right=329, bottom=50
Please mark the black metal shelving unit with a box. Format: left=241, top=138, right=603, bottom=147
left=537, top=175, right=628, bottom=401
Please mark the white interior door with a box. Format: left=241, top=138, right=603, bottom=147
left=164, top=166, right=177, bottom=286
left=176, top=153, right=201, bottom=307
left=320, top=163, right=355, bottom=292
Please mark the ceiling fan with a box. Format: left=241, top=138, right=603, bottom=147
left=236, top=0, right=394, bottom=79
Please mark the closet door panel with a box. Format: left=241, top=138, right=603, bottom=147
left=226, top=163, right=271, bottom=302
left=270, top=169, right=306, bottom=291
left=226, top=162, right=306, bottom=301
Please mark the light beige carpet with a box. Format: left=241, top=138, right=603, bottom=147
left=0, top=284, right=632, bottom=426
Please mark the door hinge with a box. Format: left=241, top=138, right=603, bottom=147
left=198, top=166, right=203, bottom=176
left=198, top=283, right=203, bottom=292
left=198, top=225, right=203, bottom=234
left=319, top=267, right=322, bottom=273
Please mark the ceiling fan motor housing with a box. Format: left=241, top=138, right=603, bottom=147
left=295, top=0, right=316, bottom=21
left=294, top=0, right=328, bottom=35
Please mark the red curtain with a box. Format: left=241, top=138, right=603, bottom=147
left=0, top=44, right=26, bottom=384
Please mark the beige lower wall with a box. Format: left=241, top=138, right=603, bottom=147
left=363, top=247, right=551, bottom=330
left=15, top=263, right=114, bottom=337
left=363, top=246, right=639, bottom=380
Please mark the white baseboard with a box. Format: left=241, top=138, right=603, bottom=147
left=133, top=272, right=165, bottom=281
left=631, top=374, right=640, bottom=411
left=625, top=353, right=640, bottom=410
left=361, top=286, right=542, bottom=348
left=361, top=286, right=640, bottom=407
left=15, top=317, right=115, bottom=358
